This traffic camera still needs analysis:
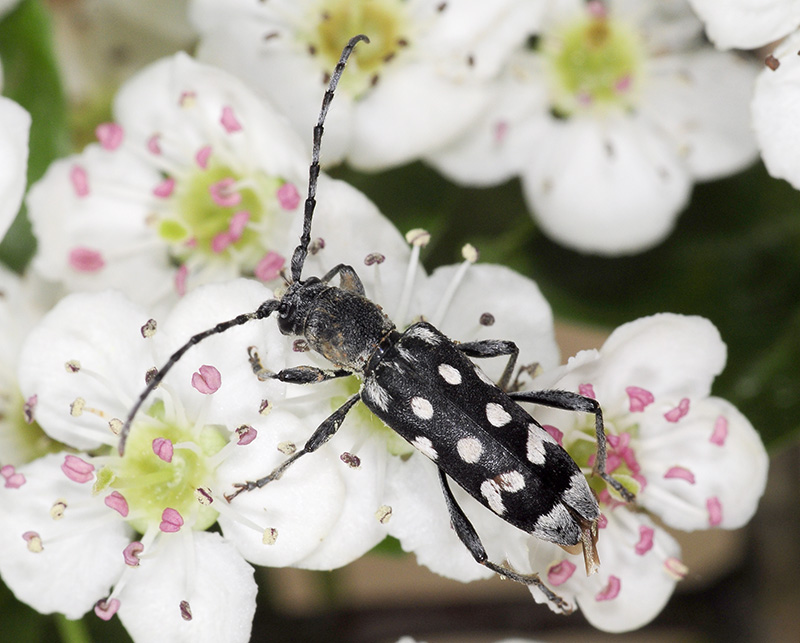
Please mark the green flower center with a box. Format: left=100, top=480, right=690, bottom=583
left=543, top=11, right=642, bottom=116
left=155, top=161, right=294, bottom=273
left=304, top=0, right=412, bottom=97
left=96, top=406, right=227, bottom=534
left=566, top=415, right=641, bottom=500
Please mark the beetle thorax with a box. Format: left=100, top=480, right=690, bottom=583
left=300, top=286, right=395, bottom=372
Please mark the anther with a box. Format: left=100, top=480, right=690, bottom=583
left=23, top=395, right=37, bottom=423
left=195, top=487, right=214, bottom=505
left=364, top=252, right=385, bottom=266
left=65, top=360, right=81, bottom=373
left=277, top=441, right=296, bottom=455
left=479, top=312, right=495, bottom=326
left=141, top=319, right=157, bottom=338
left=262, top=527, right=278, bottom=545
left=340, top=452, right=361, bottom=468
left=309, top=238, right=326, bottom=254
left=180, top=600, right=192, bottom=621
left=50, top=499, right=67, bottom=519
left=23, top=531, right=43, bottom=552
left=405, top=228, right=430, bottom=247
left=375, top=505, right=392, bottom=524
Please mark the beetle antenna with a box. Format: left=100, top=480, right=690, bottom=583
left=290, top=34, right=369, bottom=283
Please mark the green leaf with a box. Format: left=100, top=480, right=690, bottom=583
left=0, top=0, right=70, bottom=271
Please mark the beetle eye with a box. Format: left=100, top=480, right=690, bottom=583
left=278, top=302, right=293, bottom=319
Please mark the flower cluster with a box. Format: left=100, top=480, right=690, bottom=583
left=0, top=2, right=775, bottom=642
left=190, top=0, right=759, bottom=255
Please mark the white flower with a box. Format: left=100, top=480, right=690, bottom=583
left=751, top=30, right=800, bottom=190
left=9, top=284, right=299, bottom=639
left=514, top=313, right=768, bottom=631
left=0, top=95, right=30, bottom=240
left=189, top=0, right=543, bottom=169
left=427, top=0, right=759, bottom=255
left=26, top=52, right=407, bottom=312
left=686, top=0, right=800, bottom=50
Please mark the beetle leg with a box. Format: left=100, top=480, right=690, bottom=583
left=225, top=392, right=361, bottom=501
left=437, top=469, right=573, bottom=613
left=509, top=390, right=635, bottom=503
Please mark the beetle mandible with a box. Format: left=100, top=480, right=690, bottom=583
left=119, top=34, right=634, bottom=611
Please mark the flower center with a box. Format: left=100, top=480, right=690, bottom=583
left=304, top=0, right=411, bottom=97
left=542, top=6, right=642, bottom=116
left=155, top=161, right=297, bottom=277
left=97, top=403, right=227, bottom=533
left=566, top=415, right=642, bottom=500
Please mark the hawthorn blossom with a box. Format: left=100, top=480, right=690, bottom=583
left=511, top=313, right=768, bottom=631
left=427, top=0, right=759, bottom=255
left=26, top=52, right=409, bottom=312
left=189, top=0, right=543, bottom=169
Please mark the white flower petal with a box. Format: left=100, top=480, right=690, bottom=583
left=217, top=410, right=354, bottom=567
left=118, top=531, right=257, bottom=643
left=384, top=452, right=495, bottom=582
left=427, top=55, right=550, bottom=186
left=0, top=454, right=133, bottom=619
left=521, top=115, right=691, bottom=255
left=0, top=96, right=30, bottom=240
left=687, top=0, right=800, bottom=50
left=637, top=397, right=769, bottom=531
left=542, top=314, right=726, bottom=410
left=27, top=147, right=173, bottom=305
left=528, top=510, right=681, bottom=632
left=752, top=29, right=800, bottom=190
left=642, top=50, right=758, bottom=180
left=349, top=62, right=490, bottom=170
left=18, top=292, right=156, bottom=450
left=150, top=279, right=286, bottom=427
left=295, top=426, right=389, bottom=569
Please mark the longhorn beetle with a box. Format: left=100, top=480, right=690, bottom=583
left=119, top=34, right=634, bottom=611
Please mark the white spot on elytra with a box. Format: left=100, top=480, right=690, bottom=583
left=497, top=470, right=525, bottom=492
left=438, top=363, right=462, bottom=385
left=456, top=437, right=483, bottom=463
left=410, top=396, right=433, bottom=420
left=480, top=479, right=505, bottom=515
left=526, top=424, right=547, bottom=465
left=486, top=402, right=511, bottom=427
left=412, top=436, right=438, bottom=461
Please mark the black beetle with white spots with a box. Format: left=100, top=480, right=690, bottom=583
left=119, top=35, right=634, bottom=612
